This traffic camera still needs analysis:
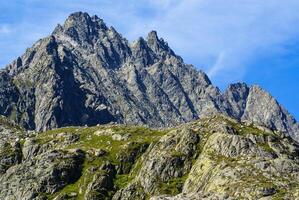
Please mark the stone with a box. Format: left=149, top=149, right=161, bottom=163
left=0, top=150, right=85, bottom=200
left=0, top=11, right=298, bottom=200
left=0, top=12, right=296, bottom=142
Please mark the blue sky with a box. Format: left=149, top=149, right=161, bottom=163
left=0, top=0, right=298, bottom=120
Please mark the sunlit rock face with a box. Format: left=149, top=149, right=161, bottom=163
left=0, top=11, right=297, bottom=141
left=1, top=115, right=299, bottom=199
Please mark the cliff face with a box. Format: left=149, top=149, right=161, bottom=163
left=1, top=115, right=299, bottom=199
left=0, top=11, right=297, bottom=141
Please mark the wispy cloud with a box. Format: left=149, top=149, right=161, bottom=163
left=0, top=0, right=298, bottom=118
left=1, top=0, right=299, bottom=85
left=207, top=51, right=226, bottom=78
left=126, top=0, right=299, bottom=85
left=0, top=25, right=11, bottom=34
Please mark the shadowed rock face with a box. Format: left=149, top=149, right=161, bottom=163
left=0, top=11, right=298, bottom=140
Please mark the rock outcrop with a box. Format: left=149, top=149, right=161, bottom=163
left=1, top=115, right=298, bottom=199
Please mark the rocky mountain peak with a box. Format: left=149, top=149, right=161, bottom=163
left=0, top=11, right=299, bottom=200
left=0, top=11, right=297, bottom=142
left=146, top=30, right=177, bottom=58
left=65, top=11, right=91, bottom=24
left=53, top=12, right=108, bottom=45
left=146, top=30, right=159, bottom=46
left=227, top=82, right=249, bottom=91
left=130, top=37, right=156, bottom=67
left=64, top=12, right=107, bottom=31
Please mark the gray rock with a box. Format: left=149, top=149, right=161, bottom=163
left=225, top=83, right=299, bottom=140
left=0, top=141, right=21, bottom=174
left=0, top=150, right=85, bottom=200
left=0, top=11, right=297, bottom=142
left=0, top=114, right=299, bottom=199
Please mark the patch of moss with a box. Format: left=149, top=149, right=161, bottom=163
left=213, top=154, right=237, bottom=165
left=158, top=176, right=188, bottom=195
left=272, top=189, right=287, bottom=200
left=0, top=144, right=14, bottom=157
left=257, top=142, right=275, bottom=153
left=114, top=154, right=145, bottom=190
left=170, top=150, right=185, bottom=158
left=114, top=174, right=131, bottom=189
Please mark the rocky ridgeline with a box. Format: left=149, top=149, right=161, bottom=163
left=0, top=11, right=297, bottom=141
left=0, top=115, right=299, bottom=199
left=0, top=11, right=299, bottom=200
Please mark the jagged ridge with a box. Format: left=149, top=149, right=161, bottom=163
left=0, top=11, right=298, bottom=141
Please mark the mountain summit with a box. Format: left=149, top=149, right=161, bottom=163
left=1, top=12, right=299, bottom=200
left=0, top=12, right=298, bottom=140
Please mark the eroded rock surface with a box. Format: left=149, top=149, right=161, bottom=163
left=0, top=12, right=297, bottom=141
left=0, top=115, right=299, bottom=199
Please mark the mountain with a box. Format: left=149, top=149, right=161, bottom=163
left=0, top=11, right=298, bottom=141
left=1, top=115, right=299, bottom=199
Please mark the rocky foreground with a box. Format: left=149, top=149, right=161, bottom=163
left=1, top=115, right=299, bottom=200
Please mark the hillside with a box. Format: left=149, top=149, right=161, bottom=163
left=0, top=115, right=299, bottom=199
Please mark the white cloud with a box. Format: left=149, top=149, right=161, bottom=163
left=119, top=0, right=299, bottom=85
left=207, top=51, right=226, bottom=78
left=2, top=0, right=299, bottom=86
left=0, top=25, right=11, bottom=34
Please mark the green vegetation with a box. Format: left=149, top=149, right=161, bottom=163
left=272, top=189, right=287, bottom=200
left=257, top=142, right=275, bottom=153
left=0, top=143, right=15, bottom=158
left=213, top=154, right=237, bottom=165
left=236, top=123, right=270, bottom=136
left=114, top=174, right=133, bottom=190
left=206, top=115, right=273, bottom=137
left=26, top=115, right=298, bottom=199
left=39, top=124, right=167, bottom=199
left=158, top=176, right=188, bottom=195
left=50, top=156, right=105, bottom=200
left=170, top=150, right=185, bottom=158
left=0, top=115, right=23, bottom=132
